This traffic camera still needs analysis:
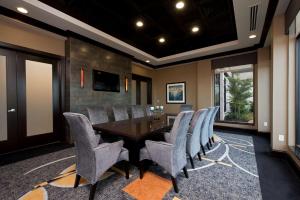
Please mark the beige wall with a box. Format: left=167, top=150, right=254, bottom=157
left=153, top=62, right=198, bottom=113
left=271, top=15, right=289, bottom=151
left=0, top=16, right=65, bottom=56
left=257, top=47, right=271, bottom=132
left=196, top=60, right=213, bottom=108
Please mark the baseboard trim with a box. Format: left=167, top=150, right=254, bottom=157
left=214, top=125, right=271, bottom=138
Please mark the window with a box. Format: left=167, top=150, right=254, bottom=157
left=214, top=64, right=254, bottom=124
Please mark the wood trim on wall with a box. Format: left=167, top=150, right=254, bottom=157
left=131, top=73, right=152, bottom=105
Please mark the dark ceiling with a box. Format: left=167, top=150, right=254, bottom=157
left=39, top=0, right=237, bottom=58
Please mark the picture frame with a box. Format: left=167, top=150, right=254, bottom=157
left=166, top=82, right=186, bottom=104
left=167, top=115, right=176, bottom=126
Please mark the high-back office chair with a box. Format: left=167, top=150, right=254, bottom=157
left=200, top=107, right=214, bottom=155
left=131, top=105, right=145, bottom=118
left=180, top=104, right=193, bottom=111
left=186, top=109, right=208, bottom=168
left=63, top=112, right=129, bottom=200
left=112, top=105, right=129, bottom=121
left=87, top=106, right=109, bottom=125
left=208, top=106, right=220, bottom=145
left=139, top=111, right=194, bottom=193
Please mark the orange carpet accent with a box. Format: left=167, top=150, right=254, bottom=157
left=60, top=164, right=76, bottom=174
left=123, top=172, right=172, bottom=200
left=173, top=197, right=181, bottom=200
left=19, top=187, right=48, bottom=200
left=50, top=173, right=88, bottom=188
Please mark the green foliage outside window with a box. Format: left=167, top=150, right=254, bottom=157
left=225, top=76, right=253, bottom=122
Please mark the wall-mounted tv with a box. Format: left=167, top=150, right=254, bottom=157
left=93, top=70, right=120, bottom=92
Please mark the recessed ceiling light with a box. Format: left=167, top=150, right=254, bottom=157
left=249, top=34, right=256, bottom=39
left=136, top=20, right=144, bottom=27
left=17, top=7, right=28, bottom=14
left=176, top=1, right=185, bottom=9
left=159, top=37, right=166, bottom=43
left=146, top=60, right=150, bottom=63
left=192, top=26, right=199, bottom=33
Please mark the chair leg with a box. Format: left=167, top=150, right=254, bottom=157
left=139, top=161, right=144, bottom=179
left=89, top=182, right=98, bottom=200
left=171, top=176, right=179, bottom=193
left=206, top=143, right=211, bottom=150
left=74, top=174, right=81, bottom=188
left=197, top=152, right=202, bottom=161
left=188, top=155, right=195, bottom=169
left=212, top=136, right=215, bottom=143
left=183, top=166, right=189, bottom=178
left=201, top=145, right=206, bottom=155
left=125, top=162, right=130, bottom=179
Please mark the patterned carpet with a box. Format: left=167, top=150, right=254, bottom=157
left=0, top=132, right=262, bottom=200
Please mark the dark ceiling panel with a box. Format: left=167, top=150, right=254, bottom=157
left=39, top=0, right=237, bottom=58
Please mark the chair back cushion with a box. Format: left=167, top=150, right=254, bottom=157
left=112, top=106, right=129, bottom=121
left=87, top=106, right=109, bottom=125
left=180, top=104, right=193, bottom=111
left=170, top=111, right=194, bottom=174
left=187, top=109, right=208, bottom=156
left=131, top=105, right=145, bottom=118
left=200, top=107, right=214, bottom=145
left=208, top=106, right=220, bottom=137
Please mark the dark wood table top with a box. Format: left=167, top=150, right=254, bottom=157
left=93, top=114, right=176, bottom=141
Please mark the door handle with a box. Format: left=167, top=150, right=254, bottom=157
left=8, top=108, right=16, bottom=113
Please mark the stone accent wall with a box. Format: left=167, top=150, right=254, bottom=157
left=65, top=37, right=132, bottom=119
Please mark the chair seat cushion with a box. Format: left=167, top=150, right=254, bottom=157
left=139, top=147, right=150, bottom=161
left=118, top=147, right=129, bottom=162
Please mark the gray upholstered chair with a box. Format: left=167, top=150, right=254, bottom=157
left=186, top=109, right=208, bottom=168
left=131, top=105, right=145, bottom=118
left=87, top=106, right=109, bottom=125
left=145, top=105, right=154, bottom=116
left=63, top=112, right=129, bottom=200
left=139, top=111, right=194, bottom=193
left=200, top=107, right=215, bottom=155
left=180, top=104, right=193, bottom=111
left=208, top=106, right=220, bottom=145
left=112, top=105, right=129, bottom=121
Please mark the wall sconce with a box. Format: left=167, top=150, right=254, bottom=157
left=80, top=67, right=84, bottom=88
left=125, top=76, right=129, bottom=92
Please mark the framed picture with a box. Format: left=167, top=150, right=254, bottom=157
left=166, top=82, right=186, bottom=104
left=167, top=115, right=176, bottom=126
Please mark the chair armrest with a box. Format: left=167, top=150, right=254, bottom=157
left=93, top=140, right=124, bottom=176
left=163, top=132, right=171, bottom=143
left=145, top=140, right=174, bottom=174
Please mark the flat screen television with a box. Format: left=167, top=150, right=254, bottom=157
left=93, top=70, right=120, bottom=92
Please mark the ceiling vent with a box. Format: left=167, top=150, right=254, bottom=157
left=250, top=4, right=259, bottom=31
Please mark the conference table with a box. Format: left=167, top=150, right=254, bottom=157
left=93, top=114, right=176, bottom=165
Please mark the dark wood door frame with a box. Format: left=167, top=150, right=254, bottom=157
left=132, top=74, right=152, bottom=105
left=16, top=53, right=61, bottom=147
left=0, top=43, right=66, bottom=153
left=0, top=49, right=18, bottom=153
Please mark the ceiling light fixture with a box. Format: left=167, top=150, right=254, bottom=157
left=136, top=20, right=144, bottom=27
left=17, top=7, right=28, bottom=14
left=159, top=37, right=166, bottom=43
left=176, top=1, right=185, bottom=9
left=146, top=60, right=150, bottom=63
left=192, top=26, right=199, bottom=33
left=249, top=34, right=257, bottom=39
